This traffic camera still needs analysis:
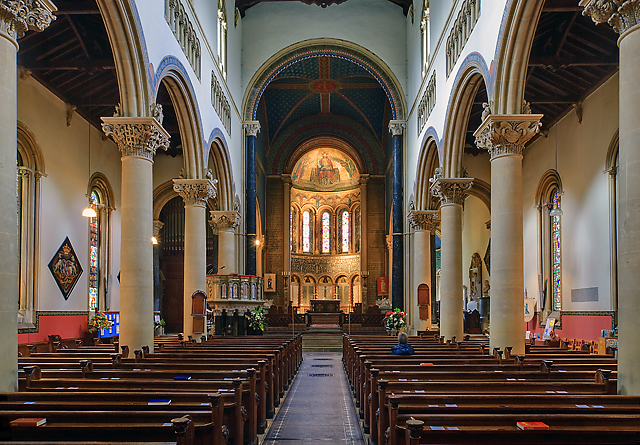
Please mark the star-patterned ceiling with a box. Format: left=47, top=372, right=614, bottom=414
left=259, top=55, right=391, bottom=173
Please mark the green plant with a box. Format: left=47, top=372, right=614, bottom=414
left=154, top=319, right=166, bottom=328
left=88, top=312, right=113, bottom=332
left=383, top=308, right=406, bottom=331
left=246, top=307, right=268, bottom=332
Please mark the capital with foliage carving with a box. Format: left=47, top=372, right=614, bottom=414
left=430, top=177, right=473, bottom=206
left=0, top=0, right=56, bottom=46
left=173, top=179, right=217, bottom=207
left=101, top=117, right=170, bottom=161
left=389, top=120, right=407, bottom=136
left=408, top=210, right=440, bottom=232
left=580, top=0, right=640, bottom=34
left=210, top=210, right=241, bottom=232
left=243, top=121, right=261, bottom=137
left=153, top=220, right=164, bottom=240
left=474, top=114, right=543, bottom=160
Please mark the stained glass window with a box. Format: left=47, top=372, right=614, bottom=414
left=421, top=1, right=431, bottom=76
left=551, top=189, right=562, bottom=311
left=322, top=212, right=330, bottom=253
left=217, top=0, right=227, bottom=77
left=302, top=211, right=310, bottom=253
left=341, top=211, right=349, bottom=253
left=89, top=190, right=100, bottom=311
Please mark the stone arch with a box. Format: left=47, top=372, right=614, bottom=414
left=535, top=169, right=563, bottom=207
left=207, top=128, right=234, bottom=211
left=97, top=0, right=152, bottom=117
left=492, top=0, right=545, bottom=115
left=442, top=53, right=491, bottom=178
left=153, top=57, right=205, bottom=180
left=605, top=129, right=619, bottom=171
left=243, top=38, right=406, bottom=122
left=153, top=180, right=178, bottom=221
left=468, top=178, right=491, bottom=213
left=415, top=130, right=440, bottom=211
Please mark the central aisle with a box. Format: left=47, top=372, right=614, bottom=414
left=263, top=352, right=365, bottom=445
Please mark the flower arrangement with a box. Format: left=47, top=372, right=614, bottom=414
left=88, top=312, right=113, bottom=332
left=246, top=306, right=268, bottom=332
left=383, top=308, right=406, bottom=332
left=154, top=319, right=166, bottom=328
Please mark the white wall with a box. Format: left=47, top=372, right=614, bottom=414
left=523, top=74, right=619, bottom=312
left=462, top=195, right=490, bottom=296
left=17, top=77, right=122, bottom=312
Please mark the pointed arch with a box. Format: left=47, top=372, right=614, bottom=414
left=415, top=130, right=440, bottom=211
left=207, top=128, right=234, bottom=211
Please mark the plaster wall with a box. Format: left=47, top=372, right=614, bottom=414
left=463, top=151, right=491, bottom=184
left=522, top=74, right=619, bottom=313
left=17, top=76, right=122, bottom=313
left=154, top=154, right=184, bottom=190
left=462, top=194, right=490, bottom=294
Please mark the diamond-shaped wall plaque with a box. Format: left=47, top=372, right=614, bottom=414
left=48, top=237, right=83, bottom=300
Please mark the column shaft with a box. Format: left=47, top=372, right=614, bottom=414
left=283, top=176, right=291, bottom=303
left=439, top=204, right=464, bottom=341
left=391, top=133, right=404, bottom=310
left=413, top=229, right=431, bottom=331
left=183, top=204, right=207, bottom=339
left=246, top=134, right=257, bottom=275
left=219, top=230, right=236, bottom=274
left=360, top=176, right=369, bottom=305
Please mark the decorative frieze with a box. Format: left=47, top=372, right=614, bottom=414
left=101, top=117, right=170, bottom=160
left=210, top=210, right=241, bottom=232
left=408, top=210, right=440, bottom=233
left=173, top=179, right=217, bottom=207
left=446, top=0, right=481, bottom=77
left=211, top=72, right=231, bottom=135
left=243, top=121, right=260, bottom=137
left=389, top=120, right=407, bottom=136
left=430, top=177, right=473, bottom=206
left=0, top=0, right=56, bottom=43
left=417, top=72, right=436, bottom=135
left=291, top=254, right=360, bottom=276
left=164, top=0, right=201, bottom=78
left=580, top=0, right=640, bottom=34
left=474, top=114, right=543, bottom=160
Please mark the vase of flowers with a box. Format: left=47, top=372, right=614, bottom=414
left=246, top=307, right=267, bottom=335
left=88, top=312, right=113, bottom=335
left=154, top=318, right=166, bottom=336
left=383, top=308, right=406, bottom=335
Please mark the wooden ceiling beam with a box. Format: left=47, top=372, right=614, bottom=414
left=24, top=59, right=115, bottom=70
left=53, top=1, right=100, bottom=15
left=529, top=55, right=618, bottom=67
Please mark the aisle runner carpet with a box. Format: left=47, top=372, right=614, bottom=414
left=264, top=352, right=364, bottom=445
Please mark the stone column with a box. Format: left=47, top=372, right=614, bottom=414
left=152, top=220, right=164, bottom=313
left=581, top=0, right=640, bottom=394
left=359, top=175, right=369, bottom=306
left=389, top=121, right=406, bottom=310
left=210, top=211, right=241, bottom=274
left=174, top=179, right=216, bottom=340
left=243, top=121, right=260, bottom=276
left=282, top=174, right=292, bottom=303
left=408, top=210, right=439, bottom=332
left=0, top=0, right=56, bottom=393
left=102, top=117, right=170, bottom=352
left=430, top=177, right=473, bottom=342
left=475, top=114, right=542, bottom=355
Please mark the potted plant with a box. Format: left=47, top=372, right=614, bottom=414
left=246, top=306, right=267, bottom=335
left=154, top=318, right=166, bottom=336
left=87, top=312, right=113, bottom=338
left=383, top=308, right=406, bottom=335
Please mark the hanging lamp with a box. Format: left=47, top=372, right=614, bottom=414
left=83, top=74, right=96, bottom=218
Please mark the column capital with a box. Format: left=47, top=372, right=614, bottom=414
left=359, top=173, right=370, bottom=185
left=210, top=210, right=241, bottom=232
left=388, top=120, right=407, bottom=136
left=408, top=210, right=440, bottom=233
left=0, top=0, right=56, bottom=47
left=173, top=179, right=217, bottom=207
left=580, top=0, right=640, bottom=35
left=153, top=220, right=164, bottom=239
left=243, top=121, right=261, bottom=137
left=101, top=117, right=170, bottom=161
left=281, top=173, right=292, bottom=184
left=430, top=177, right=473, bottom=206
left=474, top=114, right=543, bottom=160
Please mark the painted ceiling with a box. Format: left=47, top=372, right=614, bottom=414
left=259, top=55, right=390, bottom=174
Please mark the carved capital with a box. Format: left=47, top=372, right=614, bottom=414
left=408, top=210, right=440, bottom=232
left=430, top=177, right=473, bottom=206
left=474, top=114, right=543, bottom=160
left=173, top=179, right=217, bottom=207
left=101, top=117, right=170, bottom=160
left=243, top=121, right=261, bottom=137
left=0, top=0, right=56, bottom=45
left=210, top=210, right=241, bottom=232
left=359, top=173, right=370, bottom=186
left=281, top=174, right=292, bottom=184
left=153, top=220, right=165, bottom=239
left=580, top=0, right=640, bottom=34
left=388, top=120, right=407, bottom=136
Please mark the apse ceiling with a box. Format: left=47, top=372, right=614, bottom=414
left=259, top=55, right=390, bottom=172
left=236, top=0, right=412, bottom=17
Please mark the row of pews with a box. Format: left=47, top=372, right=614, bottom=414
left=2, top=333, right=302, bottom=444
left=343, top=333, right=640, bottom=444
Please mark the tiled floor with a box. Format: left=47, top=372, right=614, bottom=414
left=263, top=352, right=365, bottom=445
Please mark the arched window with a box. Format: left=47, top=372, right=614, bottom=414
left=87, top=173, right=115, bottom=313
left=217, top=0, right=228, bottom=78
left=420, top=0, right=431, bottom=77
left=341, top=210, right=349, bottom=253
left=302, top=210, right=310, bottom=253
left=322, top=212, right=330, bottom=253
left=550, top=189, right=562, bottom=312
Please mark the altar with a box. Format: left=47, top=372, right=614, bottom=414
left=307, top=299, right=343, bottom=326
left=310, top=299, right=341, bottom=313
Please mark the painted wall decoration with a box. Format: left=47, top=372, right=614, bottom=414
left=291, top=148, right=359, bottom=191
left=48, top=237, right=83, bottom=300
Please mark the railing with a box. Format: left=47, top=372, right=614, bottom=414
left=417, top=72, right=436, bottom=135
left=164, top=0, right=201, bottom=79
left=211, top=73, right=231, bottom=135
left=445, top=0, right=481, bottom=77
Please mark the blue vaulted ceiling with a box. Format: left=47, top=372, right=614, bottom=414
left=259, top=55, right=390, bottom=174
